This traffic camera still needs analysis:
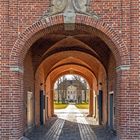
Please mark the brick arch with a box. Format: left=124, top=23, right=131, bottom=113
left=51, top=69, right=93, bottom=90
left=46, top=63, right=97, bottom=81
left=10, top=14, right=130, bottom=67
left=35, top=50, right=106, bottom=82
left=45, top=65, right=98, bottom=119
left=46, top=64, right=97, bottom=88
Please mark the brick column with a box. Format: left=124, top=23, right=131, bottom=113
left=1, top=1, right=10, bottom=139
left=50, top=88, right=54, bottom=117
left=129, top=0, right=140, bottom=139
left=115, top=65, right=133, bottom=140
left=9, top=69, right=24, bottom=139
left=88, top=89, right=93, bottom=116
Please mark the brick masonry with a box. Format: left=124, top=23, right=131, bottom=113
left=0, top=0, right=140, bottom=140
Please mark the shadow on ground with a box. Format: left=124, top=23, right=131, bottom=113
left=24, top=117, right=117, bottom=140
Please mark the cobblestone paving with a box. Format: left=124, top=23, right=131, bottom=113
left=43, top=119, right=65, bottom=140
left=58, top=105, right=81, bottom=140
left=58, top=120, right=81, bottom=140
left=91, top=125, right=118, bottom=140
left=77, top=115, right=97, bottom=140
left=25, top=117, right=58, bottom=140
left=25, top=105, right=117, bottom=140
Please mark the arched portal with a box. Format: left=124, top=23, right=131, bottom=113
left=45, top=64, right=97, bottom=118
left=9, top=14, right=130, bottom=139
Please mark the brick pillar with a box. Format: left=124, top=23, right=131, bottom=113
left=117, top=65, right=140, bottom=139
left=46, top=76, right=54, bottom=117
left=48, top=92, right=51, bottom=117
left=50, top=88, right=54, bottom=117
left=129, top=0, right=140, bottom=139
left=46, top=76, right=51, bottom=118
left=10, top=70, right=24, bottom=139
left=1, top=1, right=10, bottom=139
left=115, top=66, right=133, bottom=140
left=88, top=89, right=93, bottom=116
left=1, top=0, right=25, bottom=138
left=35, top=80, right=40, bottom=127
left=47, top=89, right=54, bottom=117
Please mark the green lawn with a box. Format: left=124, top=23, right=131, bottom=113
left=75, top=103, right=89, bottom=109
left=54, top=103, right=68, bottom=109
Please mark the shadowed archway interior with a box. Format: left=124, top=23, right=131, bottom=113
left=23, top=24, right=117, bottom=136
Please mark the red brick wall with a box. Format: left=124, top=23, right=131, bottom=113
left=1, top=1, right=13, bottom=139
left=0, top=0, right=140, bottom=139
left=6, top=0, right=132, bottom=49
left=127, top=0, right=140, bottom=139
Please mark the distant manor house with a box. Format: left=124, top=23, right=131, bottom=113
left=54, top=79, right=89, bottom=103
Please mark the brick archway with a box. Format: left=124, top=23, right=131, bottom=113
left=9, top=14, right=130, bottom=139
left=45, top=64, right=97, bottom=118
left=10, top=14, right=130, bottom=67
left=49, top=64, right=96, bottom=88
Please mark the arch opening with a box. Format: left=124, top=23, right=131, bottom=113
left=9, top=19, right=126, bottom=139
left=53, top=74, right=90, bottom=115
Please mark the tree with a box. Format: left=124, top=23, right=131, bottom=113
left=56, top=76, right=66, bottom=103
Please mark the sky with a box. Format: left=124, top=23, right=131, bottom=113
left=64, top=74, right=78, bottom=80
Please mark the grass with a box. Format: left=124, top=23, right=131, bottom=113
left=75, top=103, right=89, bottom=109
left=54, top=102, right=68, bottom=109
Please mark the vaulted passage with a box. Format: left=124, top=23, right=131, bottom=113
left=21, top=23, right=119, bottom=140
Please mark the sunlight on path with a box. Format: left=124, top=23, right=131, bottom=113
left=55, top=104, right=98, bottom=140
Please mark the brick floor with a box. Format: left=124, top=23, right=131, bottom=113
left=25, top=105, right=117, bottom=140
